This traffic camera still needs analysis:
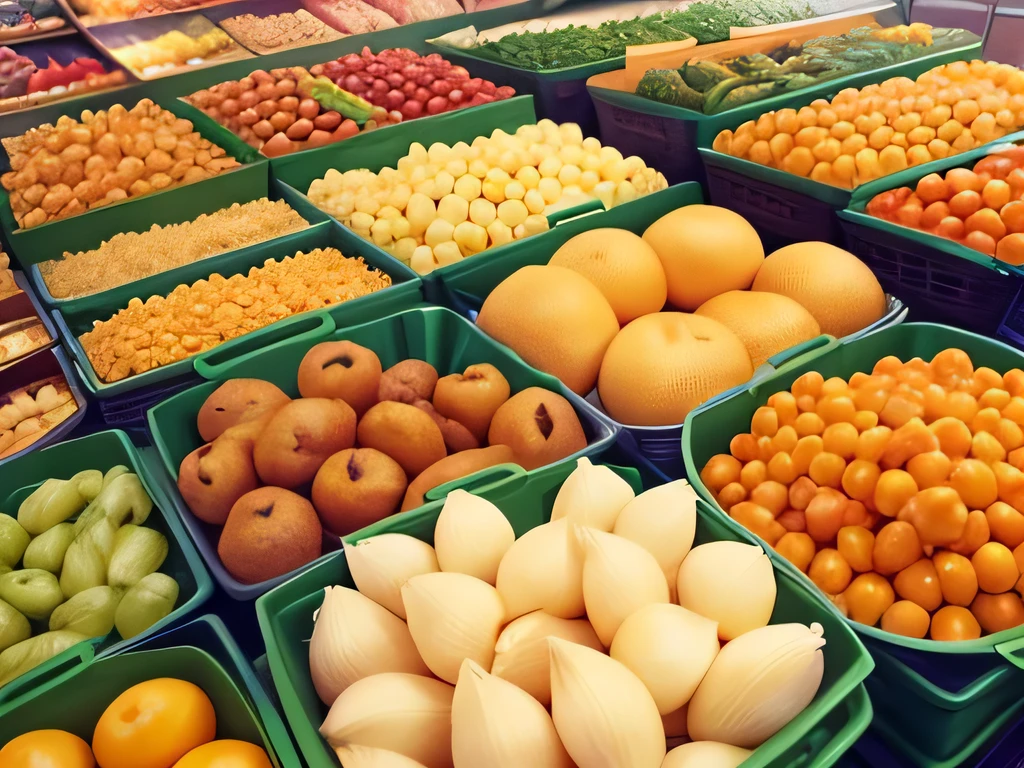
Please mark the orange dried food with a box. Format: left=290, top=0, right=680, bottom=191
left=776, top=531, right=816, bottom=572
left=79, top=248, right=391, bottom=383
left=873, top=519, right=923, bottom=575
left=0, top=99, right=240, bottom=230
left=894, top=557, right=943, bottom=611
left=931, top=605, right=981, bottom=641
left=843, top=572, right=895, bottom=626
left=809, top=548, right=853, bottom=594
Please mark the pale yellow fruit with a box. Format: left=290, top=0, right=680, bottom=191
left=495, top=519, right=584, bottom=620
left=548, top=228, right=667, bottom=324
left=434, top=490, right=514, bottom=585
left=347, top=534, right=439, bottom=620
left=334, top=745, right=430, bottom=768
left=662, top=742, right=753, bottom=768
left=550, top=457, right=635, bottom=534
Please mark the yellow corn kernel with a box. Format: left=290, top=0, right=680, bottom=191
left=453, top=221, right=488, bottom=255
left=769, top=133, right=795, bottom=164
left=855, top=147, right=882, bottom=182
left=453, top=173, right=482, bottom=201
left=469, top=197, right=497, bottom=227
left=538, top=177, right=562, bottom=205
left=782, top=146, right=815, bottom=177
left=907, top=144, right=933, bottom=166
left=749, top=140, right=773, bottom=166
left=437, top=194, right=469, bottom=226
left=487, top=219, right=513, bottom=248
left=878, top=145, right=908, bottom=175
left=812, top=137, right=842, bottom=163
left=830, top=121, right=856, bottom=140
left=433, top=240, right=463, bottom=266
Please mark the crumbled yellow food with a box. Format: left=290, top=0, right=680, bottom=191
left=81, top=248, right=392, bottom=383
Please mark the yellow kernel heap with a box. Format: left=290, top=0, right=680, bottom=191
left=306, top=119, right=668, bottom=275
left=1, top=98, right=241, bottom=230
left=81, top=248, right=391, bottom=383
left=712, top=60, right=1024, bottom=189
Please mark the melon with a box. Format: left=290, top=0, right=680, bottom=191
left=752, top=241, right=886, bottom=337
left=695, top=290, right=821, bottom=369
left=477, top=264, right=619, bottom=396
left=548, top=228, right=667, bottom=324
left=642, top=205, right=764, bottom=311
left=597, top=313, right=754, bottom=426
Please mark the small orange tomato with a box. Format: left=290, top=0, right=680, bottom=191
left=894, top=558, right=943, bottom=611
left=971, top=592, right=1024, bottom=634
left=972, top=541, right=1020, bottom=594
left=92, top=679, right=217, bottom=768
left=931, top=605, right=982, bottom=641
left=173, top=740, right=273, bottom=768
left=776, top=532, right=816, bottom=572
left=842, top=573, right=895, bottom=626
left=837, top=526, right=875, bottom=572
left=934, top=551, right=979, bottom=606
left=809, top=548, right=853, bottom=595
left=0, top=730, right=95, bottom=768
left=881, top=600, right=930, bottom=638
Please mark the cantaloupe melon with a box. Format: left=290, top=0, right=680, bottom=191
left=642, top=205, right=764, bottom=311
left=752, top=241, right=886, bottom=337
left=548, top=228, right=667, bottom=324
left=695, top=290, right=821, bottom=369
left=597, top=313, right=754, bottom=426
left=477, top=264, right=619, bottom=396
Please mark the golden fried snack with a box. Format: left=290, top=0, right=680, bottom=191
left=80, top=248, right=392, bottom=383
left=1, top=98, right=240, bottom=230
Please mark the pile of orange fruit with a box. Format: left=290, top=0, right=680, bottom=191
left=700, top=348, right=1024, bottom=641
left=0, top=677, right=272, bottom=768
left=866, top=146, right=1024, bottom=264
left=712, top=60, right=1024, bottom=189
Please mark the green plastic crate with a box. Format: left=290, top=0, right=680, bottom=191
left=0, top=100, right=269, bottom=269
left=0, top=430, right=213, bottom=705
left=0, top=614, right=300, bottom=767
left=254, top=459, right=873, bottom=768
left=588, top=39, right=982, bottom=184
left=146, top=305, right=618, bottom=601
left=50, top=218, right=422, bottom=402
left=681, top=322, right=1024, bottom=764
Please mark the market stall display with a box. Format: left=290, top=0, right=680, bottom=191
left=305, top=117, right=668, bottom=274
left=256, top=458, right=873, bottom=768
left=866, top=143, right=1024, bottom=262
left=0, top=0, right=66, bottom=42
left=636, top=24, right=977, bottom=114
left=36, top=197, right=310, bottom=301
left=0, top=98, right=240, bottom=230
left=711, top=59, right=1024, bottom=188
left=187, top=50, right=515, bottom=157
left=217, top=8, right=343, bottom=54
left=0, top=41, right=127, bottom=114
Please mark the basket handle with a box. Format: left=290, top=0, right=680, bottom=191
left=194, top=310, right=336, bottom=381
left=0, top=638, right=95, bottom=706
left=424, top=463, right=528, bottom=503
left=778, top=684, right=872, bottom=768
left=995, top=635, right=1024, bottom=670
left=763, top=335, right=840, bottom=378
left=547, top=199, right=605, bottom=227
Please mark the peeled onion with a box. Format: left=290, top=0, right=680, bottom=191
left=550, top=458, right=635, bottom=534
left=495, top=519, right=584, bottom=620
left=347, top=534, right=439, bottom=619
left=662, top=742, right=753, bottom=768
left=334, top=745, right=430, bottom=768
left=434, top=490, right=514, bottom=585
left=676, top=541, right=776, bottom=641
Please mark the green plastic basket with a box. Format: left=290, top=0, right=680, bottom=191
left=681, top=322, right=1024, bottom=764
left=50, top=218, right=422, bottom=402
left=254, top=458, right=873, bottom=768
left=0, top=100, right=268, bottom=269
left=0, top=614, right=300, bottom=767
left=147, top=305, right=618, bottom=601
left=588, top=39, right=982, bottom=184
left=0, top=429, right=213, bottom=705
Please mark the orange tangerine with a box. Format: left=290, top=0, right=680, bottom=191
left=949, top=189, right=983, bottom=218
left=717, top=482, right=747, bottom=511
left=907, top=450, right=953, bottom=489
left=740, top=460, right=768, bottom=490
left=997, top=233, right=1024, bottom=266
left=842, top=459, right=882, bottom=501
left=983, top=179, right=1012, bottom=209
left=898, top=486, right=969, bottom=546
left=776, top=532, right=816, bottom=572
left=874, top=469, right=919, bottom=517
left=931, top=605, right=982, bottom=641
left=947, top=167, right=984, bottom=193
left=972, top=541, right=1020, bottom=593
left=788, top=476, right=818, bottom=511
left=701, top=454, right=742, bottom=492
left=934, top=550, right=979, bottom=605
left=809, top=452, right=846, bottom=489
left=922, top=201, right=951, bottom=229
left=806, top=489, right=847, bottom=543
left=1002, top=201, right=1024, bottom=234
left=971, top=592, right=1024, bottom=633
left=881, top=600, right=930, bottom=638
left=838, top=525, right=875, bottom=572
left=985, top=501, right=1024, bottom=548
left=809, top=548, right=853, bottom=595
left=949, top=458, right=999, bottom=509
left=873, top=520, right=923, bottom=575
left=916, top=172, right=949, bottom=203
left=730, top=433, right=759, bottom=462
left=937, top=216, right=967, bottom=240
left=965, top=208, right=1007, bottom=239
left=750, top=480, right=789, bottom=516
left=894, top=558, right=943, bottom=611
left=965, top=230, right=997, bottom=255
left=843, top=573, right=895, bottom=626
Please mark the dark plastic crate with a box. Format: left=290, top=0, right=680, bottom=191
left=840, top=215, right=1021, bottom=336
left=705, top=161, right=845, bottom=250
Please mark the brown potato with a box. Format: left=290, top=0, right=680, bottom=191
left=378, top=360, right=438, bottom=405
left=297, top=340, right=382, bottom=417
left=356, top=401, right=445, bottom=478
left=488, top=387, right=587, bottom=470
left=312, top=448, right=407, bottom=536
left=433, top=363, right=511, bottom=442
left=253, top=398, right=356, bottom=488
left=401, top=445, right=516, bottom=512
left=197, top=379, right=291, bottom=442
